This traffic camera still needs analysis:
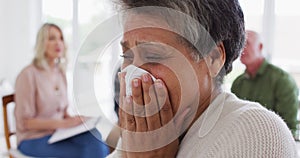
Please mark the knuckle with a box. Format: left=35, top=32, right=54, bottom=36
left=132, top=90, right=142, bottom=98
left=133, top=106, right=145, bottom=117
left=161, top=104, right=171, bottom=112
left=126, top=117, right=135, bottom=125
left=145, top=104, right=159, bottom=116
left=136, top=121, right=147, bottom=130
left=148, top=120, right=160, bottom=130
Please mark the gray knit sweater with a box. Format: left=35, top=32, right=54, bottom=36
left=177, top=92, right=297, bottom=158
left=108, top=92, right=298, bottom=158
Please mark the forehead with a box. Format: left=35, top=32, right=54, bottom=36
left=48, top=26, right=61, bottom=35
left=123, top=13, right=187, bottom=48
left=122, top=28, right=180, bottom=47
left=246, top=31, right=258, bottom=43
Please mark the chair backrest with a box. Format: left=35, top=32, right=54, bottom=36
left=2, top=94, right=15, bottom=157
left=2, top=94, right=34, bottom=158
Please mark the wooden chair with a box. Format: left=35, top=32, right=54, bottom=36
left=2, top=94, right=33, bottom=158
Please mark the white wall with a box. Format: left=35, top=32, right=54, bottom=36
left=0, top=0, right=42, bottom=87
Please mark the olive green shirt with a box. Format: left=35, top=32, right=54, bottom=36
left=231, top=60, right=299, bottom=135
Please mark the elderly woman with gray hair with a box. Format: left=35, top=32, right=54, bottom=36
left=107, top=0, right=297, bottom=157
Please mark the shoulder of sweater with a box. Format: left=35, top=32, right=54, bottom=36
left=228, top=105, right=296, bottom=155
left=214, top=95, right=297, bottom=156
left=180, top=93, right=297, bottom=157
left=225, top=95, right=288, bottom=131
left=226, top=99, right=295, bottom=141
left=222, top=93, right=294, bottom=142
left=233, top=103, right=288, bottom=130
left=221, top=92, right=262, bottom=115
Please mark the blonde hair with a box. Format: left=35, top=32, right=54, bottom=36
left=33, top=23, right=68, bottom=72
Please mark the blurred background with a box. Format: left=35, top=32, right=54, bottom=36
left=0, top=0, right=300, bottom=156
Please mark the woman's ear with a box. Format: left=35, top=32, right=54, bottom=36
left=206, top=42, right=226, bottom=77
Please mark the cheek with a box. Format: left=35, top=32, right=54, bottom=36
left=121, top=63, right=130, bottom=70
left=198, top=71, right=212, bottom=97
left=146, top=65, right=181, bottom=114
left=45, top=50, right=50, bottom=57
left=45, top=44, right=52, bottom=53
left=45, top=42, right=51, bottom=49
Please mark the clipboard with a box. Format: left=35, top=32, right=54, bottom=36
left=48, top=117, right=101, bottom=144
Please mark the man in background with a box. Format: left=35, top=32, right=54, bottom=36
left=231, top=30, right=299, bottom=138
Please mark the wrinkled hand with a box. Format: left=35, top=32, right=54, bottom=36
left=118, top=73, right=188, bottom=158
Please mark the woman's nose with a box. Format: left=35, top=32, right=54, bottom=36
left=55, top=39, right=64, bottom=46
left=132, top=58, right=144, bottom=67
left=130, top=48, right=144, bottom=67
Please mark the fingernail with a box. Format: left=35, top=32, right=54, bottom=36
left=119, top=72, right=126, bottom=79
left=142, top=74, right=149, bottom=82
left=155, top=79, right=163, bottom=88
left=133, top=79, right=139, bottom=87
left=118, top=72, right=121, bottom=81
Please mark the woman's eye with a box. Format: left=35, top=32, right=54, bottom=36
left=120, top=54, right=133, bottom=64
left=146, top=56, right=161, bottom=60
left=120, top=54, right=133, bottom=59
left=145, top=53, right=165, bottom=61
left=142, top=46, right=169, bottom=61
left=49, top=36, right=60, bottom=41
